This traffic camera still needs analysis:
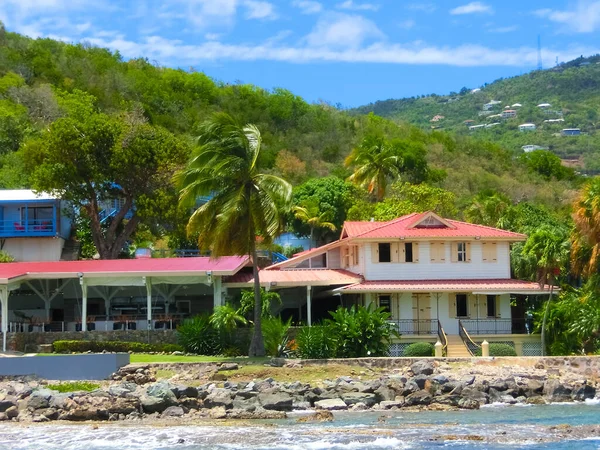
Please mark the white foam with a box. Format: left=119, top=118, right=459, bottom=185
left=584, top=398, right=600, bottom=405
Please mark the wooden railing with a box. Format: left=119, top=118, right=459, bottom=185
left=437, top=320, right=448, bottom=356
left=458, top=319, right=481, bottom=356
left=391, top=319, right=437, bottom=335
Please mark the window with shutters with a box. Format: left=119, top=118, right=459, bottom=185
left=456, top=294, right=468, bottom=317
left=482, top=242, right=497, bottom=262
left=404, top=243, right=413, bottom=262
left=352, top=245, right=359, bottom=265
left=378, top=243, right=391, bottom=262
left=430, top=242, right=445, bottom=263
left=486, top=295, right=497, bottom=317
left=378, top=295, right=391, bottom=313
left=457, top=242, right=467, bottom=262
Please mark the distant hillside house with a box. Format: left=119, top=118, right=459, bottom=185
left=485, top=123, right=501, bottom=128
left=430, top=115, right=445, bottom=122
left=471, top=88, right=481, bottom=93
left=544, top=119, right=565, bottom=123
left=561, top=128, right=581, bottom=136
left=463, top=120, right=475, bottom=125
left=469, top=124, right=486, bottom=131
left=511, top=103, right=522, bottom=108
left=483, top=100, right=502, bottom=111
left=502, top=110, right=517, bottom=119
left=537, top=103, right=552, bottom=109
left=519, top=123, right=537, bottom=132
left=522, top=145, right=548, bottom=153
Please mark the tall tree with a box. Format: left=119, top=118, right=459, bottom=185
left=345, top=136, right=402, bottom=201
left=30, top=93, right=189, bottom=259
left=521, top=226, right=569, bottom=356
left=176, top=113, right=291, bottom=357
left=293, top=197, right=337, bottom=249
left=571, top=178, right=600, bottom=278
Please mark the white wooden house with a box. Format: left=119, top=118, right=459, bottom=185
left=235, top=212, right=551, bottom=356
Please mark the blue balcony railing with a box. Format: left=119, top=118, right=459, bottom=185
left=0, top=219, right=56, bottom=237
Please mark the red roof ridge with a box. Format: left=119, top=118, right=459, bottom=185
left=350, top=212, right=421, bottom=239
left=445, top=218, right=526, bottom=237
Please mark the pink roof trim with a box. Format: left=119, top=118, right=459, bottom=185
left=225, top=269, right=360, bottom=286
left=0, top=256, right=249, bottom=283
left=340, top=279, right=553, bottom=293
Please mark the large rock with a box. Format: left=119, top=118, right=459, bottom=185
left=405, top=390, right=433, bottom=406
left=0, top=396, right=17, bottom=413
left=543, top=379, right=572, bottom=402
left=27, top=394, right=49, bottom=410
left=460, top=387, right=488, bottom=406
left=141, top=395, right=171, bottom=414
left=458, top=398, right=480, bottom=409
left=340, top=392, right=378, bottom=407
left=314, top=398, right=348, bottom=410
left=161, top=406, right=185, bottom=418
left=374, top=385, right=396, bottom=402
left=572, top=383, right=596, bottom=401
left=378, top=400, right=404, bottom=410
left=258, top=392, right=293, bottom=411
left=173, top=385, right=199, bottom=399
left=411, top=360, right=434, bottom=376
left=146, top=381, right=177, bottom=402
left=204, top=389, right=233, bottom=409
left=108, top=382, right=138, bottom=398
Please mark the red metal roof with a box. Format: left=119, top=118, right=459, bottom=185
left=0, top=256, right=249, bottom=283
left=344, top=212, right=525, bottom=240
left=339, top=279, right=553, bottom=293
left=225, top=269, right=361, bottom=287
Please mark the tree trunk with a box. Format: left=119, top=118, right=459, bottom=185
left=540, top=276, right=555, bottom=357
left=248, top=243, right=266, bottom=357
left=309, top=227, right=314, bottom=250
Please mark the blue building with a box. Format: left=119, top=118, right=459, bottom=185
left=561, top=128, right=581, bottom=136
left=0, top=190, right=72, bottom=261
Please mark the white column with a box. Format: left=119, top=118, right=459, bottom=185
left=213, top=276, right=222, bottom=309
left=80, top=278, right=88, bottom=332
left=307, top=285, right=312, bottom=327
left=145, top=277, right=152, bottom=330
left=0, top=286, right=8, bottom=352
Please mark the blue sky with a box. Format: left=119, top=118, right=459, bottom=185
left=1, top=1, right=600, bottom=106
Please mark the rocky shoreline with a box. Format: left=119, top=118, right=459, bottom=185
left=0, top=358, right=598, bottom=424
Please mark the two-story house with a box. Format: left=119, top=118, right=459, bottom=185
left=228, top=212, right=551, bottom=356
left=0, top=190, right=72, bottom=261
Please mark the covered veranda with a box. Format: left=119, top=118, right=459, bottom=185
left=0, top=257, right=249, bottom=351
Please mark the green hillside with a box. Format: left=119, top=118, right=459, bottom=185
left=353, top=55, right=600, bottom=172
left=0, top=25, right=582, bottom=255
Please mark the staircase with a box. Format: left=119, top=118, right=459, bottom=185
left=445, top=335, right=472, bottom=357
left=60, top=238, right=81, bottom=261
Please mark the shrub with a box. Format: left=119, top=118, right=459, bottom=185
left=325, top=304, right=398, bottom=358
left=176, top=315, right=222, bottom=355
left=262, top=316, right=293, bottom=357
left=0, top=250, right=15, bottom=263
left=474, top=342, right=517, bottom=357
left=295, top=325, right=334, bottom=359
left=403, top=342, right=435, bottom=357
left=52, top=340, right=183, bottom=353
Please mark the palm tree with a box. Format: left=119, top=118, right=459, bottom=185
left=571, top=178, right=600, bottom=278
left=293, top=198, right=336, bottom=249
left=345, top=136, right=402, bottom=201
left=176, top=113, right=292, bottom=357
left=521, top=226, right=569, bottom=356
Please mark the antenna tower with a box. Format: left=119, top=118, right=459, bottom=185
left=537, top=35, right=543, bottom=70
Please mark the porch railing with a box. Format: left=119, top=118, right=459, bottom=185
left=461, top=318, right=527, bottom=335
left=391, top=319, right=437, bottom=335
left=437, top=320, right=448, bottom=356
left=458, top=319, right=481, bottom=356
left=0, top=219, right=56, bottom=237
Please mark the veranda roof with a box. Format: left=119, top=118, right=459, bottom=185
left=337, top=279, right=555, bottom=295
left=0, top=256, right=249, bottom=285
left=224, top=269, right=361, bottom=288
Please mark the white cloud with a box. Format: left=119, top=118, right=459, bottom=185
left=336, top=1, right=379, bottom=12
left=488, top=25, right=518, bottom=33
left=406, top=3, right=436, bottom=13
left=244, top=1, right=277, bottom=20
left=305, top=13, right=384, bottom=48
left=534, top=1, right=600, bottom=33
left=291, top=0, right=322, bottom=14
left=450, top=2, right=493, bottom=15
left=398, top=20, right=416, bottom=30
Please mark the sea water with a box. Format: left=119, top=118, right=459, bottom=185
left=1, top=402, right=599, bottom=449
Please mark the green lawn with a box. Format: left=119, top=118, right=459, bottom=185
left=36, top=353, right=270, bottom=364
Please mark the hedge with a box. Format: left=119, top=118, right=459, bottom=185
left=475, top=342, right=517, bottom=357
left=53, top=340, right=184, bottom=354
left=403, top=342, right=435, bottom=357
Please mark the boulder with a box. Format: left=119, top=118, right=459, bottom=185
left=146, top=381, right=177, bottom=402
left=543, top=379, right=572, bottom=402
left=269, top=358, right=286, bottom=367
left=204, top=389, right=233, bottom=409
left=458, top=398, right=480, bottom=409
left=297, top=410, right=334, bottom=422
left=109, top=383, right=138, bottom=398
left=413, top=375, right=429, bottom=390
left=379, top=400, right=403, bottom=409
left=524, top=379, right=544, bottom=397
left=350, top=402, right=369, bottom=411
left=340, top=392, right=378, bottom=407
left=411, top=360, right=434, bottom=376
left=0, top=397, right=17, bottom=413
left=233, top=397, right=258, bottom=412
left=173, top=385, right=199, bottom=399
left=432, top=375, right=449, bottom=385
left=374, top=385, right=396, bottom=402
left=161, top=406, right=185, bottom=418
left=405, top=390, right=433, bottom=406
left=460, top=387, right=488, bottom=406
left=432, top=394, right=461, bottom=407
left=314, top=398, right=348, bottom=410
left=488, top=379, right=508, bottom=391
left=400, top=380, right=420, bottom=396
left=140, top=395, right=171, bottom=414
left=258, top=392, right=293, bottom=411
left=27, top=395, right=49, bottom=411
left=4, top=406, right=18, bottom=419
left=218, top=363, right=239, bottom=372
left=526, top=396, right=546, bottom=405
left=572, top=383, right=596, bottom=401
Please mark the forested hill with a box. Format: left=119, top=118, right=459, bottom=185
left=0, top=25, right=579, bottom=221
left=353, top=55, right=600, bottom=172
